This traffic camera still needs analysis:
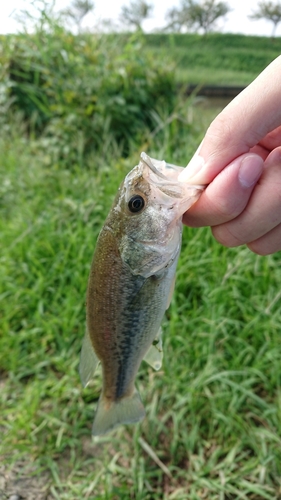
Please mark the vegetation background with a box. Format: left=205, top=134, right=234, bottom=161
left=1, top=4, right=281, bottom=499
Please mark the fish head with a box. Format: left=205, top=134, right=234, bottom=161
left=111, top=152, right=204, bottom=277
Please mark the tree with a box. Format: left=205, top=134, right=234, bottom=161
left=120, top=0, right=153, bottom=31
left=249, top=1, right=281, bottom=37
left=14, top=0, right=61, bottom=32
left=62, top=0, right=95, bottom=32
left=165, top=0, right=230, bottom=34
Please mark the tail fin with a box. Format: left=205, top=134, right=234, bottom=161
left=92, top=388, right=145, bottom=436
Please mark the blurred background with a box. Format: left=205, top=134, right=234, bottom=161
left=1, top=1, right=281, bottom=499
left=2, top=0, right=281, bottom=36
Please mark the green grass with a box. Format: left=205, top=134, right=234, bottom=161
left=143, top=33, right=281, bottom=86
left=1, top=103, right=281, bottom=499
left=175, top=67, right=255, bottom=86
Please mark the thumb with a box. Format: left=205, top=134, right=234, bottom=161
left=179, top=55, right=281, bottom=185
left=182, top=153, right=264, bottom=228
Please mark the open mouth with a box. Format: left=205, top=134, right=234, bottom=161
left=140, top=152, right=168, bottom=180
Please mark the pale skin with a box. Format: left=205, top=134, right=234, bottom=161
left=179, top=55, right=281, bottom=256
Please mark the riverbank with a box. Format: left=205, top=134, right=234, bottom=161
left=143, top=32, right=281, bottom=86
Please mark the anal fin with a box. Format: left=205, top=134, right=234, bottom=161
left=143, top=327, right=163, bottom=371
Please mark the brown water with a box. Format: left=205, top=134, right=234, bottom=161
left=197, top=96, right=232, bottom=109
left=188, top=96, right=233, bottom=129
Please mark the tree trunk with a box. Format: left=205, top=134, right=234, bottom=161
left=271, top=22, right=277, bottom=39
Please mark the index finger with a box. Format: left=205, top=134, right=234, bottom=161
left=179, top=56, right=281, bottom=185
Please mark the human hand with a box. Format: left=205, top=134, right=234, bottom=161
left=179, top=56, right=281, bottom=255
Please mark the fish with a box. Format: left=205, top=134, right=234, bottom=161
left=79, top=152, right=204, bottom=436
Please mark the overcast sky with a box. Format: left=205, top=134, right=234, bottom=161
left=1, top=0, right=280, bottom=37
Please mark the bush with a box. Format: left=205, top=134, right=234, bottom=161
left=1, top=24, right=175, bottom=165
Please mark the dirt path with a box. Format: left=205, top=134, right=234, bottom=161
left=0, top=460, right=52, bottom=500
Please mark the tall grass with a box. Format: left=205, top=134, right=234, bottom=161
left=1, top=103, right=281, bottom=498
left=1, top=14, right=281, bottom=499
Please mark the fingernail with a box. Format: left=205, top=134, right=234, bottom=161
left=238, top=155, right=263, bottom=188
left=178, top=154, right=205, bottom=183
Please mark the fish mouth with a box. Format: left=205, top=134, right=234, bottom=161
left=123, top=152, right=204, bottom=218
left=139, top=152, right=205, bottom=207
left=140, top=152, right=168, bottom=180
left=140, top=152, right=188, bottom=198
left=140, top=151, right=205, bottom=190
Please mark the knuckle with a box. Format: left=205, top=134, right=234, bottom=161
left=203, top=161, right=251, bottom=224
left=247, top=239, right=280, bottom=256
left=247, top=241, right=270, bottom=256
left=207, top=114, right=235, bottom=152
left=213, top=195, right=242, bottom=220
left=212, top=224, right=244, bottom=248
left=205, top=188, right=245, bottom=223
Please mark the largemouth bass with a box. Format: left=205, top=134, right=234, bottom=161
left=79, top=152, right=203, bottom=436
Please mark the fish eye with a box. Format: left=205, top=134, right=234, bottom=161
left=128, top=195, right=145, bottom=213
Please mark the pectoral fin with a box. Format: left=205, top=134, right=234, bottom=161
left=166, top=275, right=176, bottom=309
left=143, top=328, right=163, bottom=371
left=79, top=329, right=100, bottom=387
